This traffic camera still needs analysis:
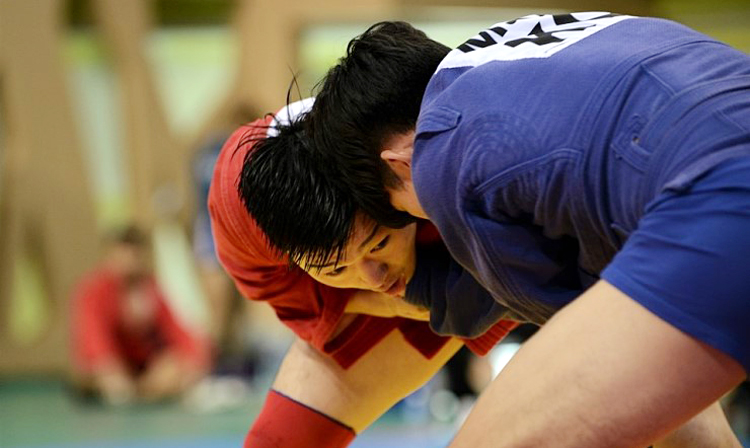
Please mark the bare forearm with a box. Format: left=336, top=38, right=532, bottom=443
left=345, top=290, right=430, bottom=321
left=91, top=361, right=136, bottom=405
left=138, top=350, right=203, bottom=400
left=450, top=281, right=745, bottom=448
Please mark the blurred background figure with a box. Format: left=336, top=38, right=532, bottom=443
left=70, top=225, right=211, bottom=406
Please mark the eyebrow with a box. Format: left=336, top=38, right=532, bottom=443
left=357, top=224, right=381, bottom=251
left=306, top=224, right=381, bottom=270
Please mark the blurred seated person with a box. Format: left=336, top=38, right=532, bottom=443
left=71, top=225, right=211, bottom=405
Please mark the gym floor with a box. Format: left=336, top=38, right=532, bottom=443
left=5, top=379, right=747, bottom=447
left=0, top=379, right=455, bottom=448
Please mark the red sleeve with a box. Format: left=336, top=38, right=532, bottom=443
left=150, top=279, right=212, bottom=370
left=71, top=270, right=121, bottom=373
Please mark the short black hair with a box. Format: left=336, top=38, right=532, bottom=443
left=237, top=22, right=448, bottom=268
left=237, top=115, right=356, bottom=269
left=310, top=21, right=449, bottom=228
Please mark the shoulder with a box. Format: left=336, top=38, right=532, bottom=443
left=416, top=80, right=540, bottom=183
left=211, top=117, right=274, bottom=197
left=208, top=116, right=285, bottom=265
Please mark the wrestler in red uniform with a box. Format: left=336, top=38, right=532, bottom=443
left=72, top=226, right=210, bottom=405
left=209, top=113, right=517, bottom=447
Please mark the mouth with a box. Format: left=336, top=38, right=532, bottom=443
left=384, top=276, right=406, bottom=297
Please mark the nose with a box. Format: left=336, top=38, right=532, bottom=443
left=358, top=258, right=389, bottom=290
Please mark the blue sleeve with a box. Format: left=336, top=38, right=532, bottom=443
left=406, top=243, right=511, bottom=337
left=412, top=106, right=585, bottom=324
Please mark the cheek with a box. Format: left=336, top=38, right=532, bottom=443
left=393, top=232, right=417, bottom=262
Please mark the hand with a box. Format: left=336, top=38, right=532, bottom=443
left=345, top=289, right=430, bottom=321
left=94, top=363, right=136, bottom=406
left=138, top=351, right=190, bottom=401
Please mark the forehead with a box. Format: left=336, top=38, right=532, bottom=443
left=337, top=213, right=380, bottom=261
left=349, top=213, right=378, bottom=246
left=302, top=213, right=378, bottom=270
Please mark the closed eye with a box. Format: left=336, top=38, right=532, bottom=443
left=371, top=236, right=390, bottom=252
left=326, top=266, right=347, bottom=277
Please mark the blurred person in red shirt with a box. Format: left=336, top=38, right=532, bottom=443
left=71, top=225, right=211, bottom=405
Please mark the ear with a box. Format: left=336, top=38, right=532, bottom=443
left=381, top=148, right=412, bottom=181
left=381, top=132, right=415, bottom=181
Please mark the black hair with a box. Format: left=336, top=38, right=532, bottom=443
left=310, top=21, right=450, bottom=228
left=237, top=114, right=356, bottom=270
left=237, top=22, right=448, bottom=268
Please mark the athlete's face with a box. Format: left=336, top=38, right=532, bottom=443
left=300, top=214, right=417, bottom=297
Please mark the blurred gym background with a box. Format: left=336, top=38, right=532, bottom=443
left=0, top=0, right=748, bottom=447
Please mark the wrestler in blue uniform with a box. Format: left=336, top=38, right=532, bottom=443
left=404, top=12, right=750, bottom=372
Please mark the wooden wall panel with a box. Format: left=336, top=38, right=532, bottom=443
left=0, top=0, right=99, bottom=374
left=92, top=0, right=190, bottom=226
